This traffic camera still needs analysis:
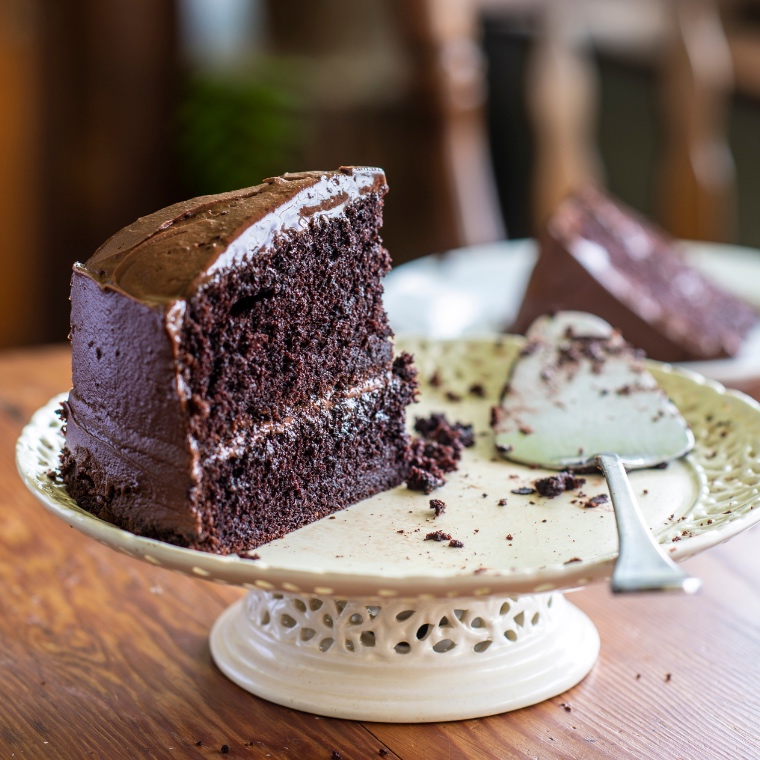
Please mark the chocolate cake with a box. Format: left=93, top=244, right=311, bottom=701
left=512, top=186, right=758, bottom=362
left=60, top=167, right=417, bottom=554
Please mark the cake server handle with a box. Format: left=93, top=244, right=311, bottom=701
left=597, top=453, right=702, bottom=594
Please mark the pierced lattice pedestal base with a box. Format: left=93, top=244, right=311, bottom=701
left=210, top=589, right=600, bottom=722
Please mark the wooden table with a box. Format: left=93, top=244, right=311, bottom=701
left=3, top=345, right=760, bottom=759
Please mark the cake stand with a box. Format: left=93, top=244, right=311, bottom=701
left=17, top=337, right=760, bottom=722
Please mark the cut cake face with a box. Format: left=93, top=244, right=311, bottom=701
left=512, top=186, right=757, bottom=362
left=60, top=168, right=418, bottom=554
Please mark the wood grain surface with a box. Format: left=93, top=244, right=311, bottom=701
left=2, top=345, right=760, bottom=759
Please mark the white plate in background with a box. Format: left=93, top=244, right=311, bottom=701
left=384, top=239, right=760, bottom=384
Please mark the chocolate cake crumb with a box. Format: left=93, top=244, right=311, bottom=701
left=534, top=471, right=586, bottom=498
left=560, top=702, right=572, bottom=712
left=511, top=486, right=536, bottom=495
left=221, top=745, right=229, bottom=754
left=331, top=752, right=343, bottom=760
left=416, top=439, right=461, bottom=473
left=429, top=370, right=442, bottom=387
left=406, top=464, right=445, bottom=494
left=665, top=673, right=672, bottom=682
left=425, top=530, right=452, bottom=542
left=498, top=498, right=508, bottom=506
left=379, top=750, right=389, bottom=757
left=518, top=424, right=534, bottom=435
left=196, top=741, right=203, bottom=747
left=563, top=557, right=582, bottom=564
left=505, top=534, right=513, bottom=541
left=584, top=494, right=609, bottom=509
left=406, top=413, right=475, bottom=492
left=429, top=499, right=446, bottom=517
left=237, top=551, right=261, bottom=560
left=445, top=391, right=462, bottom=402
left=469, top=383, right=486, bottom=397
left=448, top=539, right=464, bottom=548
left=414, top=413, right=475, bottom=448
left=391, top=352, right=417, bottom=385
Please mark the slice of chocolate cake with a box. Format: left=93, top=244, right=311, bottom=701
left=512, top=187, right=758, bottom=362
left=60, top=167, right=417, bottom=554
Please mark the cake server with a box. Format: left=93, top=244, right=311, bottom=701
left=493, top=312, right=701, bottom=594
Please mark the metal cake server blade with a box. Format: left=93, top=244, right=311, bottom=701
left=494, top=311, right=701, bottom=594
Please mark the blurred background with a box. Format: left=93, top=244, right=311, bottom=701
left=3, top=0, right=760, bottom=349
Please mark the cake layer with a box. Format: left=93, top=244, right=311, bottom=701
left=62, top=361, right=415, bottom=553
left=513, top=187, right=758, bottom=362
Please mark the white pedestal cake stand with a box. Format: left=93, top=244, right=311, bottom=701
left=17, top=337, right=760, bottom=722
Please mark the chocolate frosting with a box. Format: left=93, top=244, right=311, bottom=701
left=79, top=167, right=387, bottom=305
left=64, top=272, right=199, bottom=538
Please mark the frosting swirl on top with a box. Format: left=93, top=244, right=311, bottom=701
left=79, top=167, right=387, bottom=304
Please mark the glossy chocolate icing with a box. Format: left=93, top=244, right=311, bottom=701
left=81, top=167, right=387, bottom=304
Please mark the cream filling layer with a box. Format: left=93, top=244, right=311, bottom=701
left=197, top=372, right=392, bottom=465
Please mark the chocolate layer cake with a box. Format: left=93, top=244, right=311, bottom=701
left=60, top=167, right=417, bottom=554
left=512, top=187, right=758, bottom=362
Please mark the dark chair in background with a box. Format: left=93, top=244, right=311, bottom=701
left=1, top=0, right=759, bottom=348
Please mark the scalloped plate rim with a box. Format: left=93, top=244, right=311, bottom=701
left=16, top=336, right=760, bottom=598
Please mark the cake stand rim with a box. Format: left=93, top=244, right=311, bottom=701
left=17, top=336, right=760, bottom=599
